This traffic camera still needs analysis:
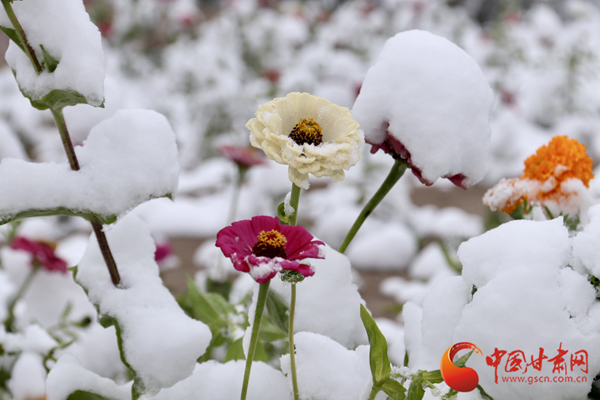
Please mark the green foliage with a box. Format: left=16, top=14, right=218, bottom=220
left=381, top=379, right=407, bottom=400
left=40, top=44, right=59, bottom=72
left=29, top=89, right=94, bottom=111
left=180, top=277, right=287, bottom=364
left=224, top=338, right=245, bottom=362
left=360, top=304, right=391, bottom=383
left=277, top=202, right=290, bottom=225
left=0, top=26, right=24, bottom=52
left=360, top=304, right=406, bottom=400
left=96, top=315, right=144, bottom=399
left=588, top=382, right=600, bottom=399
left=66, top=391, right=114, bottom=400
left=0, top=207, right=117, bottom=227
left=0, top=193, right=172, bottom=227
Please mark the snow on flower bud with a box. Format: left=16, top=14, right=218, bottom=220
left=352, top=30, right=494, bottom=189
left=246, top=92, right=363, bottom=189
left=215, top=216, right=324, bottom=283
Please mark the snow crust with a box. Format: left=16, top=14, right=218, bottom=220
left=46, top=355, right=132, bottom=400
left=573, top=205, right=600, bottom=276
left=269, top=244, right=368, bottom=348
left=404, top=218, right=600, bottom=399
left=76, top=215, right=212, bottom=394
left=347, top=223, right=417, bottom=270
left=0, top=110, right=179, bottom=222
left=353, top=30, right=494, bottom=188
left=0, top=0, right=105, bottom=106
left=150, top=360, right=289, bottom=400
left=280, top=332, right=372, bottom=400
left=7, top=352, right=46, bottom=400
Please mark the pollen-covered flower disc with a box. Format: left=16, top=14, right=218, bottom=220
left=215, top=216, right=325, bottom=283
left=246, top=92, right=364, bottom=190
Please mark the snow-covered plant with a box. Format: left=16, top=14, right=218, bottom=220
left=484, top=135, right=595, bottom=226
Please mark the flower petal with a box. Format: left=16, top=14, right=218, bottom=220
left=279, top=225, right=325, bottom=261
left=281, top=260, right=315, bottom=278
left=216, top=216, right=282, bottom=273
left=246, top=255, right=282, bottom=283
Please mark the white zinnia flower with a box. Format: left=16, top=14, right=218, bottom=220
left=246, top=92, right=364, bottom=189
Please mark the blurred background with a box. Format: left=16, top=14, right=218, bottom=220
left=2, top=0, right=600, bottom=318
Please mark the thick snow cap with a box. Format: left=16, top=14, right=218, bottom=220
left=353, top=30, right=494, bottom=189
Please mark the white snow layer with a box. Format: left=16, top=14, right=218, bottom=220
left=573, top=204, right=600, bottom=277
left=0, top=0, right=105, bottom=106
left=76, top=215, right=212, bottom=394
left=280, top=332, right=373, bottom=400
left=404, top=218, right=600, bottom=400
left=150, top=360, right=290, bottom=400
left=269, top=244, right=368, bottom=348
left=46, top=355, right=132, bottom=400
left=352, top=30, right=494, bottom=188
left=0, top=110, right=179, bottom=223
left=8, top=352, right=46, bottom=400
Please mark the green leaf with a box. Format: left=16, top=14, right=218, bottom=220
left=360, top=304, right=391, bottom=383
left=453, top=350, right=473, bottom=368
left=253, top=339, right=267, bottom=362
left=477, top=384, right=494, bottom=400
left=66, top=391, right=114, bottom=400
left=40, top=44, right=59, bottom=72
left=258, top=317, right=287, bottom=342
left=421, top=369, right=443, bottom=384
left=184, top=276, right=224, bottom=326
left=380, top=378, right=407, bottom=400
left=224, top=338, right=245, bottom=362
left=0, top=26, right=24, bottom=52
left=406, top=374, right=425, bottom=400
left=28, top=89, right=91, bottom=111
left=266, top=291, right=288, bottom=334
left=277, top=202, right=290, bottom=225
left=0, top=207, right=117, bottom=227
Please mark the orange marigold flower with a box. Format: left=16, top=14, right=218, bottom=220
left=484, top=135, right=594, bottom=216
left=522, top=135, right=594, bottom=199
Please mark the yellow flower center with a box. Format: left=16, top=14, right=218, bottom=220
left=252, top=229, right=287, bottom=259
left=522, top=135, right=594, bottom=199
left=289, top=118, right=323, bottom=146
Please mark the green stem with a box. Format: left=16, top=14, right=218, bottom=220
left=367, top=385, right=380, bottom=400
left=338, top=159, right=408, bottom=254
left=227, top=166, right=246, bottom=224
left=287, top=183, right=302, bottom=399
left=289, top=283, right=299, bottom=400
left=241, top=281, right=271, bottom=400
left=2, top=4, right=122, bottom=287
left=91, top=222, right=121, bottom=287
left=51, top=108, right=80, bottom=171
left=288, top=184, right=301, bottom=227
left=5, top=263, right=39, bottom=332
left=1, top=0, right=42, bottom=74
left=50, top=108, right=121, bottom=286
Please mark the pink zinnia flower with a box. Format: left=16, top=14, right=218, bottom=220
left=154, top=241, right=173, bottom=266
left=11, top=237, right=68, bottom=273
left=216, top=216, right=324, bottom=283
left=218, top=144, right=267, bottom=169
